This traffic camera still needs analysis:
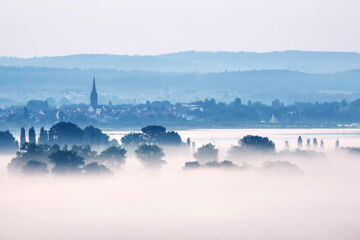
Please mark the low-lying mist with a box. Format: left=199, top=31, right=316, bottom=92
left=1, top=145, right=360, bottom=240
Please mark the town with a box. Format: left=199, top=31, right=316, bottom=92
left=0, top=77, right=360, bottom=130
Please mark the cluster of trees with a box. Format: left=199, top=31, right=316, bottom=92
left=0, top=121, right=114, bottom=155
left=184, top=134, right=330, bottom=170
left=0, top=130, right=19, bottom=152
left=1, top=120, right=355, bottom=175
left=19, top=122, right=113, bottom=147
left=8, top=143, right=127, bottom=175
left=185, top=143, right=240, bottom=170
left=135, top=144, right=166, bottom=168
left=121, top=125, right=183, bottom=146
left=296, top=136, right=325, bottom=149
left=8, top=141, right=169, bottom=174
left=185, top=136, right=275, bottom=170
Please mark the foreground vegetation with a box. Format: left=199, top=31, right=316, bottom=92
left=1, top=121, right=358, bottom=176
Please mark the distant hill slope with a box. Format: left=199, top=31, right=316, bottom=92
left=1, top=51, right=360, bottom=73
left=1, top=66, right=360, bottom=105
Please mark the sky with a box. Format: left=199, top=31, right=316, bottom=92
left=0, top=0, right=360, bottom=57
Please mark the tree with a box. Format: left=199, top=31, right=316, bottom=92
left=194, top=143, right=219, bottom=163
left=0, top=131, right=19, bottom=153
left=8, top=143, right=51, bottom=173
left=263, top=161, right=303, bottom=175
left=228, top=135, right=275, bottom=160
left=20, top=127, right=26, bottom=148
left=297, top=136, right=303, bottom=148
left=49, top=122, right=83, bottom=145
left=234, top=98, right=242, bottom=109
left=135, top=144, right=165, bottom=168
left=285, top=141, right=290, bottom=150
left=22, top=160, right=49, bottom=175
left=238, top=135, right=275, bottom=152
left=141, top=125, right=166, bottom=140
left=38, top=127, right=49, bottom=144
left=49, top=149, right=85, bottom=175
left=184, top=161, right=201, bottom=170
left=121, top=132, right=145, bottom=146
left=335, top=139, right=340, bottom=149
left=83, top=162, right=112, bottom=175
left=186, top=137, right=191, bottom=147
left=83, top=126, right=109, bottom=146
left=28, top=127, right=36, bottom=144
left=122, top=126, right=183, bottom=146
left=160, top=131, right=182, bottom=145
left=205, top=160, right=238, bottom=169
left=17, top=143, right=51, bottom=161
left=306, top=139, right=311, bottom=149
left=313, top=138, right=318, bottom=149
left=98, top=146, right=127, bottom=166
left=71, top=145, right=97, bottom=159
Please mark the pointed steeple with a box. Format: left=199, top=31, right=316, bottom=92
left=92, top=76, right=97, bottom=93
left=90, top=76, right=98, bottom=108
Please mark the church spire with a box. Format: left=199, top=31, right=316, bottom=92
left=90, top=76, right=98, bottom=108
left=92, top=76, right=96, bottom=93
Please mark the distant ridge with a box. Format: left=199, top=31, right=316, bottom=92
left=1, top=51, right=360, bottom=73
left=1, top=65, right=360, bottom=105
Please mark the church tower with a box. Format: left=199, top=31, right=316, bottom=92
left=90, top=76, right=98, bottom=108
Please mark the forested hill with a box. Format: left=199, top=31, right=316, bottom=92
left=1, top=51, right=360, bottom=73
left=0, top=66, right=360, bottom=105
left=1, top=66, right=360, bottom=91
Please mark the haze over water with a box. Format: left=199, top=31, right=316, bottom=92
left=1, top=128, right=360, bottom=240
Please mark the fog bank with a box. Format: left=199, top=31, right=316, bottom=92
left=1, top=146, right=360, bottom=240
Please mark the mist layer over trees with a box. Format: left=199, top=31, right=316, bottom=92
left=1, top=127, right=360, bottom=240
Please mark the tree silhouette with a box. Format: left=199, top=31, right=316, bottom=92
left=38, top=127, right=49, bottom=145
left=184, top=161, right=201, bottom=169
left=83, top=126, right=109, bottom=146
left=49, top=149, right=85, bottom=175
left=194, top=143, right=219, bottom=163
left=71, top=145, right=97, bottom=159
left=121, top=132, right=145, bottom=146
left=22, top=160, right=48, bottom=175
left=141, top=125, right=166, bottom=137
left=285, top=140, right=290, bottom=149
left=83, top=162, right=112, bottom=175
left=49, top=122, right=83, bottom=145
left=186, top=137, right=191, bottom=147
left=0, top=131, right=19, bottom=153
left=20, top=127, right=26, bottom=148
left=335, top=139, right=340, bottom=149
left=135, top=144, right=165, bottom=168
left=122, top=126, right=183, bottom=146
left=238, top=135, right=275, bottom=152
left=313, top=138, right=318, bottom=149
left=28, top=127, right=36, bottom=144
left=98, top=146, right=127, bottom=166
left=297, top=136, right=303, bottom=148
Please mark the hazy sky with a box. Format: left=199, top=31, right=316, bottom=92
left=1, top=0, right=360, bottom=57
